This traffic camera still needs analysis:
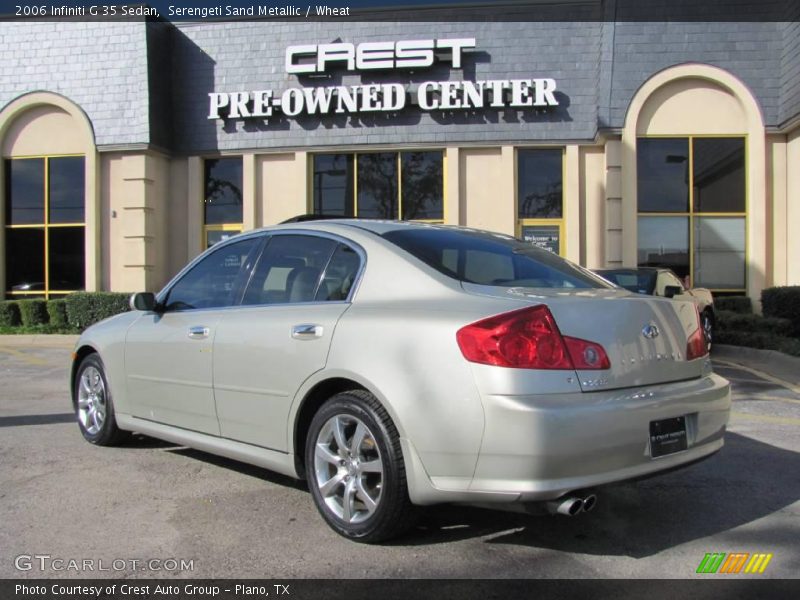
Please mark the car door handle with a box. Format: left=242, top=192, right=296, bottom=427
left=292, top=324, right=323, bottom=339
left=187, top=326, right=210, bottom=339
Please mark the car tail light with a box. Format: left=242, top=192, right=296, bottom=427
left=686, top=307, right=708, bottom=360
left=456, top=305, right=610, bottom=370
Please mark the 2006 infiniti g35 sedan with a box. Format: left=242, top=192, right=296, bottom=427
left=70, top=220, right=731, bottom=542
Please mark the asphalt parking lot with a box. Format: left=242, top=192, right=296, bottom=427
left=1, top=337, right=798, bottom=579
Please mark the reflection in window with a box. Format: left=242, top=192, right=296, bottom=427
left=4, top=156, right=85, bottom=298
left=49, top=156, right=85, bottom=223
left=5, top=158, right=45, bottom=225
left=313, top=154, right=354, bottom=217
left=204, top=157, right=243, bottom=248
left=312, top=151, right=444, bottom=221
left=401, top=152, right=443, bottom=220
left=693, top=217, right=745, bottom=289
left=518, top=149, right=563, bottom=218
left=49, top=227, right=85, bottom=291
left=637, top=216, right=689, bottom=280
left=357, top=153, right=397, bottom=219
left=242, top=235, right=337, bottom=305
left=204, top=158, right=243, bottom=224
left=636, top=136, right=746, bottom=290
left=693, top=138, right=745, bottom=213
left=637, top=138, right=689, bottom=213
left=166, top=237, right=258, bottom=311
left=5, top=228, right=45, bottom=294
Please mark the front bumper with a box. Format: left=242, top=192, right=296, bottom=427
left=403, top=372, right=730, bottom=505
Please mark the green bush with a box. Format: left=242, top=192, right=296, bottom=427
left=0, top=301, right=22, bottom=327
left=47, top=299, right=69, bottom=328
left=716, top=330, right=800, bottom=357
left=17, top=299, right=49, bottom=326
left=65, top=292, right=131, bottom=331
left=714, top=296, right=752, bottom=314
left=716, top=310, right=792, bottom=336
left=761, top=286, right=800, bottom=336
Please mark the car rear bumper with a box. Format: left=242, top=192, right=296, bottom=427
left=403, top=372, right=730, bottom=505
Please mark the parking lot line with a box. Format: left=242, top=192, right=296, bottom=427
left=730, top=411, right=800, bottom=426
left=0, top=346, right=49, bottom=366
left=713, top=359, right=800, bottom=395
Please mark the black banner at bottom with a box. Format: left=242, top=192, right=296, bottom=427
left=3, top=579, right=799, bottom=600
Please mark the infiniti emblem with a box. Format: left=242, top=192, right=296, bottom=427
left=642, top=324, right=660, bottom=339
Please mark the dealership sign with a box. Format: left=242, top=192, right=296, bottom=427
left=208, top=38, right=559, bottom=120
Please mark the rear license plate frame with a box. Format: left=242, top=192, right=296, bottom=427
left=649, top=416, right=688, bottom=459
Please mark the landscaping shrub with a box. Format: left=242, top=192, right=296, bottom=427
left=65, top=292, right=131, bottom=331
left=715, top=330, right=800, bottom=357
left=0, top=301, right=22, bottom=327
left=761, top=286, right=800, bottom=336
left=715, top=310, right=792, bottom=336
left=714, top=295, right=752, bottom=314
left=17, top=299, right=49, bottom=326
left=47, top=299, right=69, bottom=328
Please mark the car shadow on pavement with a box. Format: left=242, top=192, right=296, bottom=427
left=397, top=432, right=800, bottom=556
left=165, top=446, right=309, bottom=491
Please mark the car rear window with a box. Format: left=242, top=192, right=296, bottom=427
left=382, top=228, right=611, bottom=289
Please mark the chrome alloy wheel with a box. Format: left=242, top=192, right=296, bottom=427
left=313, top=414, right=384, bottom=524
left=77, top=366, right=107, bottom=435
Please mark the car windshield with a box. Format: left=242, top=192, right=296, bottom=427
left=598, top=270, right=657, bottom=295
left=382, top=227, right=612, bottom=289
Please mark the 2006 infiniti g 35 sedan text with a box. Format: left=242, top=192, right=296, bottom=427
left=70, top=220, right=731, bottom=542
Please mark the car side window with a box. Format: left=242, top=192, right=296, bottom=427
left=242, top=235, right=338, bottom=305
left=163, top=237, right=259, bottom=311
left=316, top=244, right=361, bottom=301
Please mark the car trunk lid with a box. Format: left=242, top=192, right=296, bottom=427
left=461, top=284, right=705, bottom=391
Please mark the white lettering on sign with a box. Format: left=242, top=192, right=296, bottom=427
left=209, top=79, right=560, bottom=120
left=209, top=39, right=561, bottom=121
left=285, top=38, right=475, bottom=74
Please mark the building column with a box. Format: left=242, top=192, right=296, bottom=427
left=445, top=147, right=461, bottom=225
left=787, top=129, right=800, bottom=285
left=564, top=145, right=580, bottom=263
left=186, top=156, right=203, bottom=260
left=581, top=146, right=606, bottom=268
left=604, top=139, right=623, bottom=267
left=120, top=155, right=157, bottom=292
left=242, top=153, right=257, bottom=231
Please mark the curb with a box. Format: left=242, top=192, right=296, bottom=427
left=712, top=344, right=800, bottom=388
left=0, top=334, right=79, bottom=348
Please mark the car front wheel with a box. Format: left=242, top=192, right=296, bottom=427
left=305, top=390, right=416, bottom=543
left=74, top=353, right=129, bottom=446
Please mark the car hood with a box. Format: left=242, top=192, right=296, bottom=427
left=461, top=283, right=706, bottom=392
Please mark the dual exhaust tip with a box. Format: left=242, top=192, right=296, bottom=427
left=547, top=493, right=597, bottom=516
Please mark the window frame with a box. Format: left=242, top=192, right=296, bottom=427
left=203, top=156, right=244, bottom=249
left=309, top=150, right=446, bottom=224
left=515, top=147, right=566, bottom=257
left=157, top=230, right=366, bottom=313
left=636, top=134, right=748, bottom=292
left=4, top=153, right=86, bottom=299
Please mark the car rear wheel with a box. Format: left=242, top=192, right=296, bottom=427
left=74, top=353, right=129, bottom=446
left=305, top=390, right=417, bottom=543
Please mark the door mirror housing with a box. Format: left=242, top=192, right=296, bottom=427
left=130, top=292, right=158, bottom=312
left=663, top=285, right=682, bottom=299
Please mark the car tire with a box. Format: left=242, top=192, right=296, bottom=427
left=305, top=389, right=417, bottom=543
left=702, top=309, right=715, bottom=352
left=73, top=353, right=130, bottom=446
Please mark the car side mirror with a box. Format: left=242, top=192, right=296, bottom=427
left=664, top=285, right=682, bottom=299
left=130, top=292, right=158, bottom=312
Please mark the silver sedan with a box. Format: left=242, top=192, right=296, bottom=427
left=70, top=220, right=731, bottom=542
